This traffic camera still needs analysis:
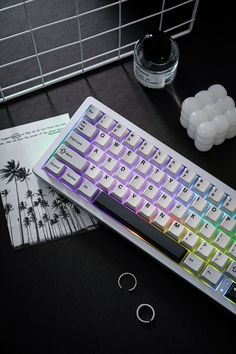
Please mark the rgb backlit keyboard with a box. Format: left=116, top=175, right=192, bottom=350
left=33, top=97, right=236, bottom=315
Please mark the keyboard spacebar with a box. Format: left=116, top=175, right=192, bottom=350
left=94, top=192, right=187, bottom=263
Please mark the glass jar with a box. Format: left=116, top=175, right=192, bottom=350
left=133, top=31, right=179, bottom=89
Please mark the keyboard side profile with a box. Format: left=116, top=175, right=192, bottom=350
left=33, top=96, right=236, bottom=315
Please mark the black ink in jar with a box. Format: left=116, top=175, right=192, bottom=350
left=133, top=31, right=179, bottom=89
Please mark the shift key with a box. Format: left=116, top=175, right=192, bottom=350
left=55, top=144, right=88, bottom=173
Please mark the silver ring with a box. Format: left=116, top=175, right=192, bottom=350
left=136, top=303, right=155, bottom=323
left=117, top=272, right=137, bottom=292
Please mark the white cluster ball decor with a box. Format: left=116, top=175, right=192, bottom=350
left=180, top=84, right=236, bottom=151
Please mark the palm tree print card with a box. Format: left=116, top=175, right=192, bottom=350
left=0, top=114, right=98, bottom=249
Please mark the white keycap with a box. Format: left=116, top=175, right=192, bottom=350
left=125, top=193, right=143, bottom=212
left=94, top=131, right=112, bottom=148
left=228, top=243, right=236, bottom=260
left=162, top=177, right=179, bottom=195
left=137, top=141, right=155, bottom=158
left=98, top=174, right=115, bottom=193
left=200, top=266, right=222, bottom=288
left=220, top=215, right=236, bottom=234
left=185, top=212, right=202, bottom=230
left=213, top=231, right=231, bottom=250
left=167, top=221, right=186, bottom=241
left=89, top=147, right=105, bottom=164
left=196, top=241, right=214, bottom=260
left=97, top=114, right=115, bottom=132
left=85, top=105, right=102, bottom=122
left=111, top=184, right=129, bottom=202
left=77, top=179, right=98, bottom=200
left=76, top=119, right=98, bottom=141
left=111, top=123, right=129, bottom=141
left=65, top=131, right=90, bottom=156
left=149, top=168, right=166, bottom=186
left=121, top=150, right=139, bottom=167
left=207, top=187, right=226, bottom=205
left=181, top=231, right=200, bottom=250
left=135, top=159, right=152, bottom=176
left=142, top=184, right=159, bottom=201
left=225, top=262, right=236, bottom=281
left=179, top=168, right=197, bottom=187
left=55, top=144, right=89, bottom=173
left=211, top=251, right=229, bottom=270
left=170, top=202, right=188, bottom=221
left=124, top=132, right=142, bottom=149
left=101, top=156, right=118, bottom=173
left=128, top=174, right=146, bottom=192
left=221, top=196, right=236, bottom=215
left=45, top=157, right=66, bottom=176
left=176, top=187, right=194, bottom=204
left=198, top=222, right=216, bottom=240
left=84, top=164, right=102, bottom=183
left=152, top=211, right=172, bottom=231
left=114, top=165, right=132, bottom=183
left=193, top=177, right=212, bottom=196
left=151, top=149, right=169, bottom=167
left=156, top=192, right=173, bottom=210
left=165, top=159, right=183, bottom=177
left=139, top=202, right=157, bottom=221
left=205, top=206, right=223, bottom=224
left=182, top=253, right=204, bottom=274
left=109, top=140, right=125, bottom=157
left=97, top=173, right=116, bottom=193
left=191, top=196, right=208, bottom=214
left=60, top=168, right=81, bottom=188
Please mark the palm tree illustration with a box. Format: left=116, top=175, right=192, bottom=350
left=27, top=206, right=40, bottom=242
left=19, top=167, right=40, bottom=242
left=34, top=198, right=48, bottom=240
left=48, top=185, right=95, bottom=234
left=73, top=205, right=87, bottom=229
left=4, top=203, right=14, bottom=244
left=66, top=200, right=83, bottom=230
left=1, top=189, right=14, bottom=242
left=25, top=190, right=40, bottom=242
left=63, top=200, right=77, bottom=232
left=51, top=199, right=68, bottom=235
left=33, top=199, right=42, bottom=222
left=49, top=187, right=80, bottom=233
left=59, top=205, right=73, bottom=234
left=1, top=189, right=10, bottom=204
left=57, top=194, right=78, bottom=232
left=49, top=187, right=76, bottom=234
left=38, top=220, right=47, bottom=239
left=36, top=189, right=54, bottom=238
left=0, top=160, right=24, bottom=244
left=42, top=213, right=54, bottom=239
left=49, top=218, right=57, bottom=238
left=19, top=201, right=30, bottom=243
left=23, top=217, right=33, bottom=243
left=53, top=213, right=63, bottom=235
left=41, top=199, right=54, bottom=238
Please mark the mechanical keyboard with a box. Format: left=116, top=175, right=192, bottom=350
left=33, top=97, right=236, bottom=315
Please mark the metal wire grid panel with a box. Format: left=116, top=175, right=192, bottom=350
left=0, top=0, right=200, bottom=103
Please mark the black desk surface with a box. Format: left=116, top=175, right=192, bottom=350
left=0, top=2, right=235, bottom=354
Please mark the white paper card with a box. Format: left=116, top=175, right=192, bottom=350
left=0, top=114, right=98, bottom=249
